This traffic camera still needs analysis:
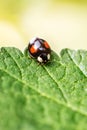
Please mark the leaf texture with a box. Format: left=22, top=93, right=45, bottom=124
left=0, top=47, right=87, bottom=130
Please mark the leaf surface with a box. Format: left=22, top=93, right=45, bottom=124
left=0, top=47, right=87, bottom=130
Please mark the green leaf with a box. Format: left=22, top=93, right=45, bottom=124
left=0, top=47, right=87, bottom=130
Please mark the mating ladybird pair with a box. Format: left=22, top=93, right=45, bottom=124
left=28, top=37, right=51, bottom=64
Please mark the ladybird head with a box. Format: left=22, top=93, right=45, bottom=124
left=37, top=53, right=50, bottom=63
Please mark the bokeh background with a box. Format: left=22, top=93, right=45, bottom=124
left=0, top=0, right=87, bottom=53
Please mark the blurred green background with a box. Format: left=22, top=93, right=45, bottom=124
left=0, top=0, right=87, bottom=53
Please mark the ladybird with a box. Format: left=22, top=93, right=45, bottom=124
left=28, top=37, right=51, bottom=63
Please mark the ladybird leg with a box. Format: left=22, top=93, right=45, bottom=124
left=37, top=62, right=44, bottom=66
left=36, top=59, right=43, bottom=66
left=37, top=60, right=46, bottom=66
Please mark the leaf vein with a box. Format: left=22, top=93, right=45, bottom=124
left=67, top=50, right=87, bottom=78
left=42, top=65, right=68, bottom=103
left=0, top=67, right=87, bottom=117
left=4, top=48, right=23, bottom=79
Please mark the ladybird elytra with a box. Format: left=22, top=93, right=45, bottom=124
left=28, top=37, right=51, bottom=64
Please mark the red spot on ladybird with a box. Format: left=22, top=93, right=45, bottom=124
left=30, top=45, right=37, bottom=53
left=44, top=42, right=50, bottom=49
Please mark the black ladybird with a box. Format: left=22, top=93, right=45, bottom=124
left=28, top=37, right=51, bottom=63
